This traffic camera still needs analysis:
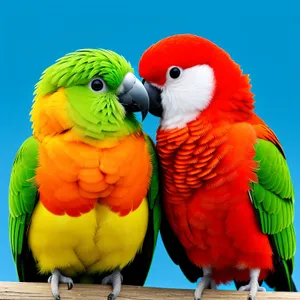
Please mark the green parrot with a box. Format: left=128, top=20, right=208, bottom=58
left=8, top=49, right=161, bottom=300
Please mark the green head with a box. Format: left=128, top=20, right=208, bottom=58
left=32, top=49, right=149, bottom=141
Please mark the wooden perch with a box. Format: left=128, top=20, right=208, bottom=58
left=0, top=282, right=299, bottom=300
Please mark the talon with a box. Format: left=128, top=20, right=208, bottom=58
left=238, top=269, right=266, bottom=300
left=108, top=293, right=116, bottom=300
left=194, top=267, right=214, bottom=300
left=48, top=268, right=73, bottom=299
left=101, top=269, right=122, bottom=300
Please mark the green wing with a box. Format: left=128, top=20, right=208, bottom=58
left=250, top=138, right=296, bottom=291
left=9, top=134, right=161, bottom=285
left=9, top=136, right=42, bottom=282
left=144, top=134, right=161, bottom=245
left=120, top=134, right=161, bottom=286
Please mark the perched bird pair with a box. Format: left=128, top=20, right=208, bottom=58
left=9, top=34, right=297, bottom=300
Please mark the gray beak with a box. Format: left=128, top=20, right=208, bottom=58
left=118, top=73, right=149, bottom=121
left=143, top=80, right=163, bottom=117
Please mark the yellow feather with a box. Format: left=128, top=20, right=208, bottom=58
left=28, top=199, right=149, bottom=276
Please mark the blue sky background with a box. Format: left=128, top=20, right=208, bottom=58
left=1, top=0, right=299, bottom=292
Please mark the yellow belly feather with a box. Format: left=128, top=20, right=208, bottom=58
left=28, top=198, right=149, bottom=276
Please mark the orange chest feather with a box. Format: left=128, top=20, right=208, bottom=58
left=35, top=134, right=152, bottom=217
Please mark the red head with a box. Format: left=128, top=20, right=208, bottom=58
left=139, top=34, right=254, bottom=129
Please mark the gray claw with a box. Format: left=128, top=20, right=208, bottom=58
left=48, top=269, right=74, bottom=299
left=194, top=267, right=216, bottom=300
left=108, top=293, right=116, bottom=300
left=238, top=269, right=266, bottom=300
left=102, top=269, right=123, bottom=300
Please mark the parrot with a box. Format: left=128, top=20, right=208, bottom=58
left=138, top=33, right=297, bottom=300
left=8, top=48, right=161, bottom=300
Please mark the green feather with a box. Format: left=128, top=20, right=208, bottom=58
left=250, top=138, right=296, bottom=290
left=8, top=137, right=39, bottom=281
left=35, top=49, right=133, bottom=96
left=282, top=260, right=293, bottom=291
left=33, top=49, right=141, bottom=140
left=145, top=134, right=161, bottom=245
left=65, top=86, right=139, bottom=139
left=9, top=49, right=162, bottom=286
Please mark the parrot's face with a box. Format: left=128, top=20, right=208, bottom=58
left=32, top=49, right=149, bottom=140
left=139, top=34, right=253, bottom=129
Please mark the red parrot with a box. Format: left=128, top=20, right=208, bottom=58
left=138, top=34, right=297, bottom=300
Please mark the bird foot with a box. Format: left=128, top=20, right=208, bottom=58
left=102, top=269, right=123, bottom=300
left=194, top=267, right=216, bottom=300
left=48, top=269, right=74, bottom=300
left=238, top=269, right=266, bottom=300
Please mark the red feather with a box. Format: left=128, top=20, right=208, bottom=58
left=157, top=118, right=273, bottom=284
left=140, top=34, right=283, bottom=284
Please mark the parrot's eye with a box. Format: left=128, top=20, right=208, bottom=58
left=168, top=67, right=182, bottom=79
left=89, top=78, right=107, bottom=92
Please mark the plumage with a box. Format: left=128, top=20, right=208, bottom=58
left=156, top=120, right=274, bottom=282
left=8, top=49, right=161, bottom=299
left=29, top=196, right=149, bottom=275
left=139, top=33, right=296, bottom=298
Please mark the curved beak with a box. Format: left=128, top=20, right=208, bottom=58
left=142, top=80, right=162, bottom=117
left=118, top=73, right=149, bottom=121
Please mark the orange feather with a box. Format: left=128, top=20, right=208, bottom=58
left=35, top=131, right=152, bottom=217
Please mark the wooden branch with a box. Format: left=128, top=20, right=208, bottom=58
left=0, top=282, right=299, bottom=300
